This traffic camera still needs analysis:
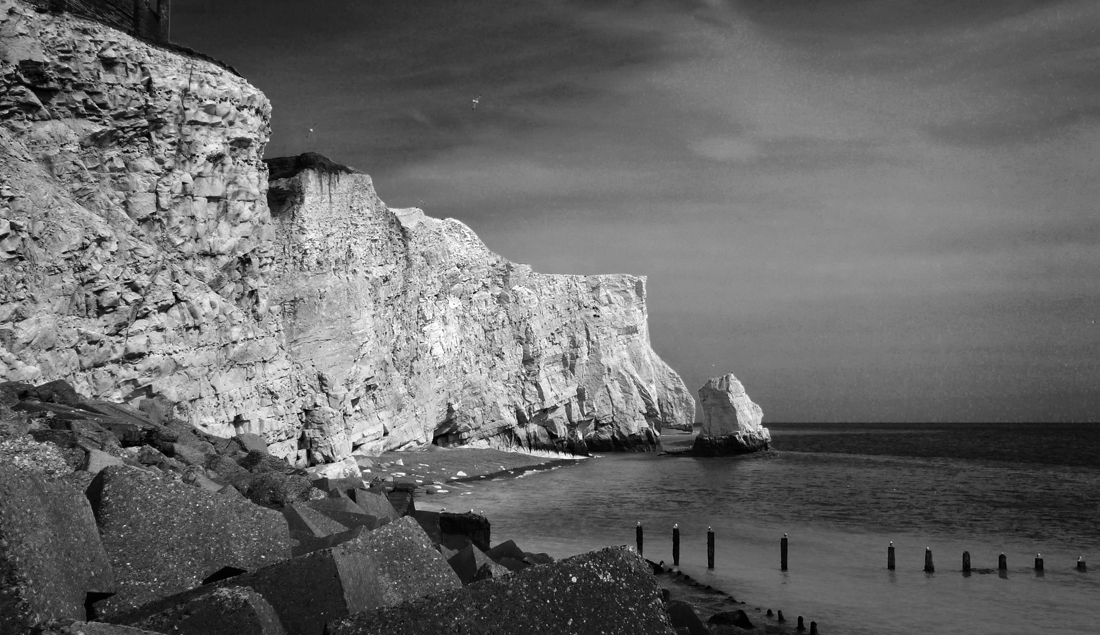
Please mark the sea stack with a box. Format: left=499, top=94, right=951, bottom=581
left=691, top=373, right=770, bottom=456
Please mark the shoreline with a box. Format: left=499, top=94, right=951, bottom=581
left=377, top=439, right=812, bottom=634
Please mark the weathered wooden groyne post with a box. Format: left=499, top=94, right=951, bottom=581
left=707, top=527, right=715, bottom=569
left=781, top=533, right=788, bottom=571
left=887, top=541, right=895, bottom=570
left=998, top=553, right=1007, bottom=571
left=1078, top=556, right=1087, bottom=572
left=672, top=524, right=680, bottom=566
left=962, top=551, right=971, bottom=574
left=1034, top=553, right=1044, bottom=572
left=636, top=522, right=643, bottom=556
left=924, top=547, right=934, bottom=573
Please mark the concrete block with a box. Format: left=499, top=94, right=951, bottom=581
left=124, top=586, right=286, bottom=635
left=439, top=511, right=490, bottom=552
left=335, top=516, right=461, bottom=606
left=326, top=546, right=676, bottom=635
left=283, top=502, right=349, bottom=537
left=87, top=465, right=291, bottom=617
left=350, top=489, right=399, bottom=522
left=82, top=448, right=125, bottom=475
left=306, top=498, right=383, bottom=530
left=0, top=465, right=116, bottom=631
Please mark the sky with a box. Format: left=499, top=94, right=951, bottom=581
left=172, top=0, right=1100, bottom=423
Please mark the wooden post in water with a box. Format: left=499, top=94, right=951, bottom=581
left=1034, top=553, right=1043, bottom=571
left=924, top=547, right=934, bottom=573
left=781, top=533, right=788, bottom=571
left=672, top=524, right=680, bottom=566
left=636, top=522, right=643, bottom=556
left=888, top=542, right=895, bottom=570
left=962, top=551, right=971, bottom=573
left=796, top=616, right=805, bottom=631
left=810, top=621, right=818, bottom=635
left=1078, top=556, right=1087, bottom=572
left=707, top=526, right=715, bottom=570
left=998, top=553, right=1007, bottom=571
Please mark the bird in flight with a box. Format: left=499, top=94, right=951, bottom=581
left=307, top=126, right=314, bottom=138
left=472, top=95, right=481, bottom=110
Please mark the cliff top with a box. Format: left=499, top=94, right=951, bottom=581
left=265, top=152, right=360, bottom=181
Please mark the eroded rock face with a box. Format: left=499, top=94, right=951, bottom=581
left=0, top=2, right=694, bottom=462
left=692, top=373, right=770, bottom=456
left=267, top=160, right=694, bottom=455
left=0, top=0, right=300, bottom=456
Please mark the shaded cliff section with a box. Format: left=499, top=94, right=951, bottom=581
left=0, top=0, right=694, bottom=463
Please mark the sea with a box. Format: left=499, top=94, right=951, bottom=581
left=418, top=422, right=1100, bottom=635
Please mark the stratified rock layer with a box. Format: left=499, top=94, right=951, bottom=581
left=691, top=373, right=770, bottom=456
left=0, top=1, right=694, bottom=462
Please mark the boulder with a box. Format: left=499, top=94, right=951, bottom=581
left=691, top=373, right=770, bottom=456
left=87, top=465, right=291, bottom=617
left=665, top=599, right=710, bottom=635
left=326, top=545, right=675, bottom=635
left=708, top=609, right=755, bottom=629
left=235, top=433, right=270, bottom=455
left=0, top=465, right=116, bottom=631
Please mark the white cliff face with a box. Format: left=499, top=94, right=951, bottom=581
left=0, top=0, right=301, bottom=456
left=0, top=1, right=694, bottom=463
left=267, top=160, right=696, bottom=458
left=693, top=373, right=770, bottom=455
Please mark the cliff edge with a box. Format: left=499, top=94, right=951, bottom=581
left=0, top=0, right=694, bottom=463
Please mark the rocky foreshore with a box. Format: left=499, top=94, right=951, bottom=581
left=0, top=380, right=803, bottom=635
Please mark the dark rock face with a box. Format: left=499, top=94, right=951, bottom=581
left=0, top=465, right=116, bottom=631
left=87, top=465, right=292, bottom=617
left=326, top=546, right=676, bottom=635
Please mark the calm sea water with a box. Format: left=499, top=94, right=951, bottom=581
left=419, top=423, right=1100, bottom=635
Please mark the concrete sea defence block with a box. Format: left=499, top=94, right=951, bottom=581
left=122, top=586, right=286, bottom=635
left=114, top=516, right=458, bottom=635
left=327, top=545, right=676, bottom=635
left=87, top=465, right=291, bottom=617
left=0, top=465, right=116, bottom=631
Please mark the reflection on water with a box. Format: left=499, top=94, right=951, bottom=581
left=421, top=435, right=1100, bottom=635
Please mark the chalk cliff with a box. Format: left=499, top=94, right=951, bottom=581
left=0, top=0, right=694, bottom=462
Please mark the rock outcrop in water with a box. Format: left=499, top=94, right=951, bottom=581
left=0, top=0, right=694, bottom=463
left=691, top=373, right=770, bottom=456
